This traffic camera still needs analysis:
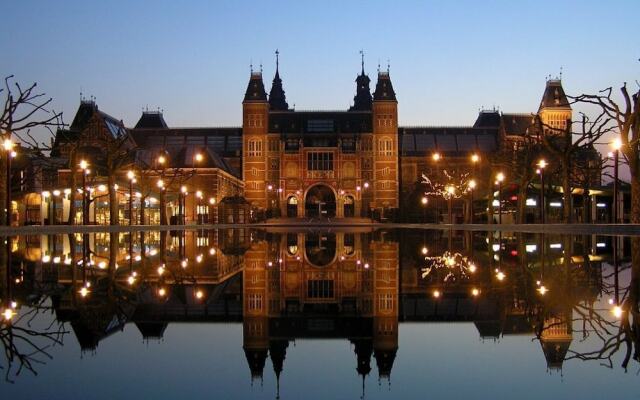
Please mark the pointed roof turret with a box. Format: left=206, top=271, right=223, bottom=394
left=350, top=51, right=373, bottom=111
left=135, top=110, right=168, bottom=129
left=539, top=79, right=570, bottom=111
left=244, top=64, right=268, bottom=103
left=373, top=66, right=397, bottom=102
left=269, top=50, right=289, bottom=111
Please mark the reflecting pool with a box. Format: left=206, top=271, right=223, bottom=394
left=0, top=228, right=639, bottom=399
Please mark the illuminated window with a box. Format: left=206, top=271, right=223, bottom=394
left=248, top=139, right=263, bottom=157
left=378, top=293, right=394, bottom=312
left=248, top=293, right=263, bottom=311
left=378, top=138, right=393, bottom=156
left=307, top=152, right=334, bottom=171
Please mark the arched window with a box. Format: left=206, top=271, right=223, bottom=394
left=378, top=137, right=393, bottom=156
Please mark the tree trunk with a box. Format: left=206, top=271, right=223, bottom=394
left=0, top=154, right=6, bottom=226
left=631, top=178, right=640, bottom=224
left=139, top=195, right=146, bottom=225
left=160, top=191, right=167, bottom=225
left=108, top=175, right=118, bottom=225
left=517, top=181, right=527, bottom=224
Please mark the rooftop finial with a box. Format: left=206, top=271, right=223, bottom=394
left=387, top=58, right=390, bottom=73
left=260, top=62, right=263, bottom=74
left=377, top=59, right=380, bottom=73
left=275, top=49, right=279, bottom=72
left=360, top=49, right=365, bottom=74
left=250, top=59, right=253, bottom=73
left=559, top=66, right=563, bottom=80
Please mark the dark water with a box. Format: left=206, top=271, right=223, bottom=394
left=0, top=228, right=638, bottom=399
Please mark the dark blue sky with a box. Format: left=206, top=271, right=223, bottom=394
left=1, top=0, right=637, bottom=130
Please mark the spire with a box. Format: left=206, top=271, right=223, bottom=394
left=269, top=49, right=289, bottom=110
left=373, top=69, right=396, bottom=102
left=350, top=51, right=373, bottom=111
left=243, top=67, right=267, bottom=103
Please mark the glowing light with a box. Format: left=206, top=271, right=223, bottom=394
left=53, top=189, right=61, bottom=196
left=421, top=196, right=428, bottom=205
left=181, top=259, right=188, bottom=268
left=181, top=185, right=187, bottom=194
left=446, top=185, right=455, bottom=195
left=538, top=159, right=547, bottom=169
left=157, top=266, right=165, bottom=276
left=209, top=248, right=216, bottom=255
left=537, top=285, right=548, bottom=295
left=267, top=184, right=273, bottom=191
left=209, top=197, right=216, bottom=205
left=158, top=288, right=167, bottom=297
left=468, top=179, right=476, bottom=190
left=98, top=261, right=107, bottom=269
left=363, top=182, right=370, bottom=189
left=525, top=244, right=537, bottom=253
left=611, top=137, right=622, bottom=151
left=526, top=198, right=537, bottom=206
left=596, top=242, right=606, bottom=248
left=421, top=246, right=428, bottom=255
left=97, top=184, right=107, bottom=192
left=471, top=288, right=480, bottom=297
left=127, top=170, right=135, bottom=180
left=468, top=263, right=477, bottom=273
left=79, top=287, right=90, bottom=297
left=471, top=153, right=479, bottom=163
left=156, top=179, right=164, bottom=188
left=2, top=308, right=15, bottom=320
left=496, top=271, right=506, bottom=281
left=127, top=275, right=136, bottom=285
left=432, top=152, right=441, bottom=161
left=196, top=254, right=203, bottom=263
left=612, top=305, right=623, bottom=319
left=42, top=255, right=51, bottom=263
left=42, top=191, right=50, bottom=198
left=492, top=243, right=500, bottom=252
left=53, top=256, right=61, bottom=264
left=64, top=188, right=71, bottom=195
left=549, top=202, right=562, bottom=207
left=496, top=172, right=505, bottom=182
left=356, top=186, right=362, bottom=191
left=157, top=155, right=166, bottom=164
left=364, top=263, right=370, bottom=269
left=549, top=243, right=562, bottom=249
left=196, top=190, right=203, bottom=199
left=3, top=139, right=15, bottom=151
left=433, top=290, right=441, bottom=298
left=195, top=290, right=204, bottom=300
left=195, top=153, right=204, bottom=162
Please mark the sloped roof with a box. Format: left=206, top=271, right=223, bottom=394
left=269, top=110, right=372, bottom=134
left=135, top=144, right=238, bottom=177
left=501, top=113, right=536, bottom=136
left=373, top=71, right=396, bottom=101
left=130, top=127, right=242, bottom=157
left=473, top=110, right=501, bottom=128
left=539, top=79, right=571, bottom=110
left=399, top=126, right=499, bottom=155
left=244, top=72, right=267, bottom=102
left=135, top=111, right=168, bottom=129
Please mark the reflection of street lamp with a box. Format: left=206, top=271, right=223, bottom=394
left=180, top=185, right=187, bottom=224
left=495, top=172, right=505, bottom=224
left=421, top=196, right=428, bottom=222
left=537, top=159, right=547, bottom=224
left=611, top=137, right=622, bottom=223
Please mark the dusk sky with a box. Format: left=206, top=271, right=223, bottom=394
left=1, top=0, right=638, bottom=131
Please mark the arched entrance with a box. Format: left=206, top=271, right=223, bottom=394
left=305, top=185, right=336, bottom=218
left=343, top=195, right=355, bottom=217
left=287, top=196, right=298, bottom=217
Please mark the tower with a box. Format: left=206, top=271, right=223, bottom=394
left=371, top=68, right=399, bottom=220
left=243, top=69, right=270, bottom=215
left=538, top=78, right=572, bottom=135
left=269, top=50, right=289, bottom=111
left=350, top=52, right=372, bottom=111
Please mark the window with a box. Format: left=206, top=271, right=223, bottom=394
left=378, top=138, right=393, bottom=156
left=307, top=280, right=334, bottom=298
left=377, top=114, right=393, bottom=127
left=248, top=139, right=263, bottom=157
left=378, top=293, right=394, bottom=312
left=247, top=114, right=263, bottom=128
left=307, top=152, right=334, bottom=171
left=251, top=167, right=258, bottom=176
left=248, top=293, right=263, bottom=311
left=382, top=167, right=390, bottom=176
left=270, top=158, right=279, bottom=169
left=268, top=138, right=279, bottom=152
left=361, top=137, right=373, bottom=152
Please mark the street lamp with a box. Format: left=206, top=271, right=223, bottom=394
left=3, top=139, right=15, bottom=226
left=180, top=185, right=187, bottom=224
left=537, top=159, right=547, bottom=224
left=496, top=172, right=505, bottom=224
left=127, top=170, right=136, bottom=225
left=79, top=160, right=90, bottom=225
left=611, top=137, right=622, bottom=223
left=194, top=153, right=204, bottom=163
left=196, top=190, right=203, bottom=224
left=432, top=152, right=441, bottom=162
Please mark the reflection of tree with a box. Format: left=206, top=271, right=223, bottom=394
left=421, top=251, right=476, bottom=283
left=0, top=303, right=68, bottom=383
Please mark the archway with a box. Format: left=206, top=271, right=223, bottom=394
left=305, top=232, right=337, bottom=267
left=305, top=185, right=336, bottom=218
left=287, top=196, right=298, bottom=217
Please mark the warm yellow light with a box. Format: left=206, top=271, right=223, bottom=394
left=195, top=153, right=204, bottom=162
left=446, top=185, right=455, bottom=195
left=433, top=290, right=441, bottom=298
left=195, top=290, right=204, bottom=300
left=471, top=153, right=479, bottom=163
left=612, top=305, right=623, bottom=319
left=196, top=190, right=203, bottom=198
left=537, top=285, right=548, bottom=295
left=157, top=155, right=166, bottom=164
left=496, top=172, right=505, bottom=182
left=421, top=246, right=428, bottom=255
left=79, top=287, right=90, bottom=298
left=432, top=152, right=441, bottom=162
left=181, top=185, right=187, bottom=194
left=127, top=170, right=135, bottom=180
left=196, top=254, right=203, bottom=263
left=127, top=275, right=136, bottom=285
left=421, top=196, right=428, bottom=205
left=496, top=271, right=506, bottom=281
left=79, top=160, right=88, bottom=170
left=209, top=247, right=216, bottom=255
left=2, top=308, right=15, bottom=320
left=42, top=191, right=50, bottom=198
left=363, top=182, right=370, bottom=189
left=97, top=184, right=107, bottom=192
left=471, top=288, right=480, bottom=297
left=157, top=266, right=165, bottom=275
left=156, top=179, right=164, bottom=188
left=209, top=197, right=216, bottom=205
left=611, top=137, right=622, bottom=151
left=53, top=189, right=61, bottom=196
left=3, top=139, right=15, bottom=152
left=158, top=287, right=167, bottom=297
left=468, top=179, right=476, bottom=190
left=181, top=258, right=188, bottom=268
left=538, top=159, right=547, bottom=169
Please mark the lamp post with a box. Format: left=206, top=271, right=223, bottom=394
left=3, top=139, right=15, bottom=226
left=127, top=170, right=136, bottom=226
left=611, top=138, right=621, bottom=223
left=432, top=152, right=441, bottom=221
left=496, top=172, right=505, bottom=224
left=79, top=160, right=89, bottom=225
left=196, top=190, right=203, bottom=224
left=180, top=185, right=187, bottom=224
left=446, top=185, right=455, bottom=224
left=537, top=159, right=547, bottom=224
left=468, top=179, right=476, bottom=224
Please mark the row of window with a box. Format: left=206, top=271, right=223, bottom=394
left=307, top=152, right=334, bottom=171
left=248, top=137, right=388, bottom=155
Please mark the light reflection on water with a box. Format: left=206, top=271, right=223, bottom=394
left=0, top=229, right=638, bottom=399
